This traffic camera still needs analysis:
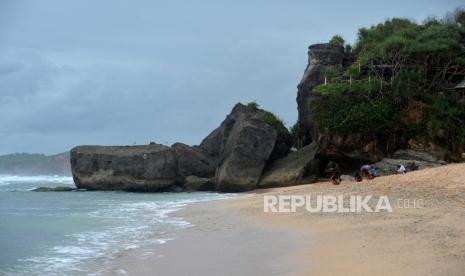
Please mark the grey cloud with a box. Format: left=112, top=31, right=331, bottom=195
left=0, top=0, right=463, bottom=154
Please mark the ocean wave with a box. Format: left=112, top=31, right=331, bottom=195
left=6, top=192, right=235, bottom=276
left=0, top=175, right=74, bottom=186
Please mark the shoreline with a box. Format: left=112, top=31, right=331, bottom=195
left=228, top=163, right=465, bottom=275
left=104, top=163, right=465, bottom=275
left=103, top=194, right=311, bottom=276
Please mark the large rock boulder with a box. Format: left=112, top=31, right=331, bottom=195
left=199, top=103, right=254, bottom=166
left=258, top=142, right=319, bottom=188
left=70, top=144, right=179, bottom=192
left=171, top=142, right=215, bottom=178
left=203, top=103, right=278, bottom=192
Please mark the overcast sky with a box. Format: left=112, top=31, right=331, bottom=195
left=0, top=0, right=462, bottom=154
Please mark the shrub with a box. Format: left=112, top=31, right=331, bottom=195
left=329, top=35, right=345, bottom=46
left=246, top=101, right=290, bottom=143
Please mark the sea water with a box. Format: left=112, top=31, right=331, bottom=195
left=0, top=175, right=230, bottom=275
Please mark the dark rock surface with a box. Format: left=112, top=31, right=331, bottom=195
left=70, top=144, right=179, bottom=192
left=374, top=149, right=446, bottom=176
left=258, top=142, right=319, bottom=188
left=211, top=104, right=277, bottom=192
left=33, top=186, right=75, bottom=192
left=317, top=133, right=386, bottom=170
left=374, top=158, right=443, bottom=176
left=184, top=175, right=215, bottom=191
left=199, top=103, right=254, bottom=167
left=172, top=143, right=214, bottom=178
left=392, top=149, right=447, bottom=165
left=296, top=43, right=344, bottom=145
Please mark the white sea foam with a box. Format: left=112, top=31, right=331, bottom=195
left=9, top=192, right=235, bottom=276
left=0, top=174, right=73, bottom=186
left=0, top=174, right=235, bottom=275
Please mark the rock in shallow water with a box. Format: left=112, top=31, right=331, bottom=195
left=33, top=186, right=75, bottom=192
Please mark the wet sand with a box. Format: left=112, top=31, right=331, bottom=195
left=104, top=196, right=310, bottom=276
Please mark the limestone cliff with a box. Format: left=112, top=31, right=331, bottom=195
left=296, top=43, right=344, bottom=146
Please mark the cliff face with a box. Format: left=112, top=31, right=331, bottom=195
left=296, top=43, right=344, bottom=146
left=295, top=44, right=403, bottom=166
left=296, top=43, right=459, bottom=166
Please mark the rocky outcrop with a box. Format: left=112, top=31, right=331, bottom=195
left=200, top=103, right=278, bottom=192
left=296, top=43, right=344, bottom=146
left=294, top=43, right=429, bottom=166
left=258, top=142, right=319, bottom=188
left=71, top=144, right=179, bottom=192
left=214, top=122, right=276, bottom=191
left=374, top=150, right=446, bottom=176
left=33, top=186, right=76, bottom=192
left=172, top=142, right=214, bottom=178
left=71, top=103, right=291, bottom=192
left=392, top=149, right=447, bottom=165
left=295, top=42, right=457, bottom=166
left=317, top=133, right=389, bottom=170
left=184, top=176, right=214, bottom=191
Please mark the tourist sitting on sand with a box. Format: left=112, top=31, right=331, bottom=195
left=397, top=164, right=407, bottom=174
left=354, top=173, right=362, bottom=182
left=326, top=168, right=341, bottom=185
left=370, top=166, right=377, bottom=178
left=360, top=164, right=372, bottom=179
left=325, top=161, right=342, bottom=185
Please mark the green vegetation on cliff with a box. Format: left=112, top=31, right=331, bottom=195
left=247, top=101, right=290, bottom=143
left=310, top=9, right=465, bottom=161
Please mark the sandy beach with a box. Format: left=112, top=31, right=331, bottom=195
left=107, top=163, right=465, bottom=275
left=103, top=196, right=310, bottom=275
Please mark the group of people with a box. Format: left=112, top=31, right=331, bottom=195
left=355, top=164, right=377, bottom=182
left=326, top=161, right=408, bottom=185
left=355, top=163, right=407, bottom=182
